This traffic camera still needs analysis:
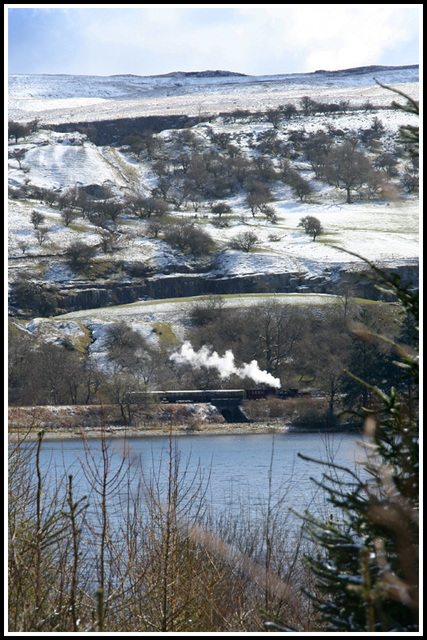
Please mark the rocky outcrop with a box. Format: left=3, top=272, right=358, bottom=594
left=46, top=260, right=419, bottom=314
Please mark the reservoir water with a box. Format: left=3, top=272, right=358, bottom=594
left=26, top=430, right=368, bottom=527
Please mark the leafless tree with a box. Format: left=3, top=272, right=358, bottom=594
left=9, top=148, right=27, bottom=169
left=229, top=231, right=259, bottom=252
left=60, top=207, right=78, bottom=227
left=31, top=210, right=45, bottom=229
left=325, top=142, right=373, bottom=203
left=246, top=182, right=274, bottom=216
left=34, top=227, right=49, bottom=247
left=288, top=172, right=314, bottom=202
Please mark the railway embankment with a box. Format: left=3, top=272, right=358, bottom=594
left=8, top=399, right=360, bottom=441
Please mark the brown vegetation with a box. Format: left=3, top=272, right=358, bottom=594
left=8, top=424, right=320, bottom=632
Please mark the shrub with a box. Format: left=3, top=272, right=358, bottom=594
left=242, top=397, right=328, bottom=425
left=211, top=202, right=232, bottom=217
left=210, top=216, right=230, bottom=228
left=127, top=261, right=151, bottom=278
left=164, top=222, right=215, bottom=256
left=229, top=231, right=259, bottom=252
left=189, top=295, right=225, bottom=327
left=66, top=241, right=97, bottom=270
left=10, top=275, right=59, bottom=316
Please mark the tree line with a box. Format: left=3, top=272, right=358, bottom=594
left=8, top=294, right=415, bottom=429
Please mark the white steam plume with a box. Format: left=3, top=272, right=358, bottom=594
left=170, top=341, right=281, bottom=388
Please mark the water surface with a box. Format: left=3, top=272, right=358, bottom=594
left=30, top=430, right=368, bottom=525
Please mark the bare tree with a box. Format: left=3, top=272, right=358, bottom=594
left=260, top=204, right=278, bottom=223
left=34, top=227, right=49, bottom=247
left=31, top=210, right=45, bottom=229
left=266, top=108, right=282, bottom=128
left=300, top=96, right=316, bottom=116
left=145, top=218, right=165, bottom=238
left=288, top=172, right=314, bottom=202
left=98, top=229, right=118, bottom=253
left=8, top=120, right=31, bottom=144
left=282, top=102, right=297, bottom=119
left=211, top=202, right=232, bottom=217
left=246, top=182, right=274, bottom=217
left=229, top=231, right=259, bottom=252
left=60, top=207, right=78, bottom=227
left=325, top=142, right=373, bottom=203
left=17, top=240, right=29, bottom=255
left=253, top=302, right=307, bottom=377
left=303, top=131, right=334, bottom=179
left=9, top=148, right=27, bottom=169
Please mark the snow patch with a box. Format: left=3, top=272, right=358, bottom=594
left=25, top=318, right=86, bottom=346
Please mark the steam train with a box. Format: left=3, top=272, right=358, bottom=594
left=130, top=388, right=304, bottom=404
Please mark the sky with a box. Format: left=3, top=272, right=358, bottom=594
left=6, top=4, right=421, bottom=77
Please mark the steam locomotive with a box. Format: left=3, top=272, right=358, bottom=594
left=245, top=387, right=300, bottom=400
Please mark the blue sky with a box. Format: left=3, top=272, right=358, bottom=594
left=6, top=4, right=421, bottom=77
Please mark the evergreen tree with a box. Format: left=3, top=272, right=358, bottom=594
left=297, top=263, right=419, bottom=632
left=375, top=79, right=419, bottom=157
left=265, top=86, right=419, bottom=632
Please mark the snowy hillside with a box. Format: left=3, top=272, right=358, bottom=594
left=7, top=64, right=420, bottom=397
left=8, top=65, right=419, bottom=124
left=8, top=65, right=419, bottom=360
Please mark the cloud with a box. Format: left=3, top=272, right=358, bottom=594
left=283, top=5, right=418, bottom=71
left=7, top=5, right=420, bottom=76
left=234, top=5, right=419, bottom=72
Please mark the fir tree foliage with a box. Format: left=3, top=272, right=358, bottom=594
left=296, top=259, right=419, bottom=632
left=270, top=85, right=419, bottom=633
left=375, top=79, right=419, bottom=156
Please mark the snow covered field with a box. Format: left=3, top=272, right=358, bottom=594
left=8, top=65, right=419, bottom=124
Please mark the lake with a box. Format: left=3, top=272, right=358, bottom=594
left=28, top=430, right=369, bottom=527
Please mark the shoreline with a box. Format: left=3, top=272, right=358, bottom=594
left=8, top=422, right=361, bottom=442
left=8, top=423, right=291, bottom=442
